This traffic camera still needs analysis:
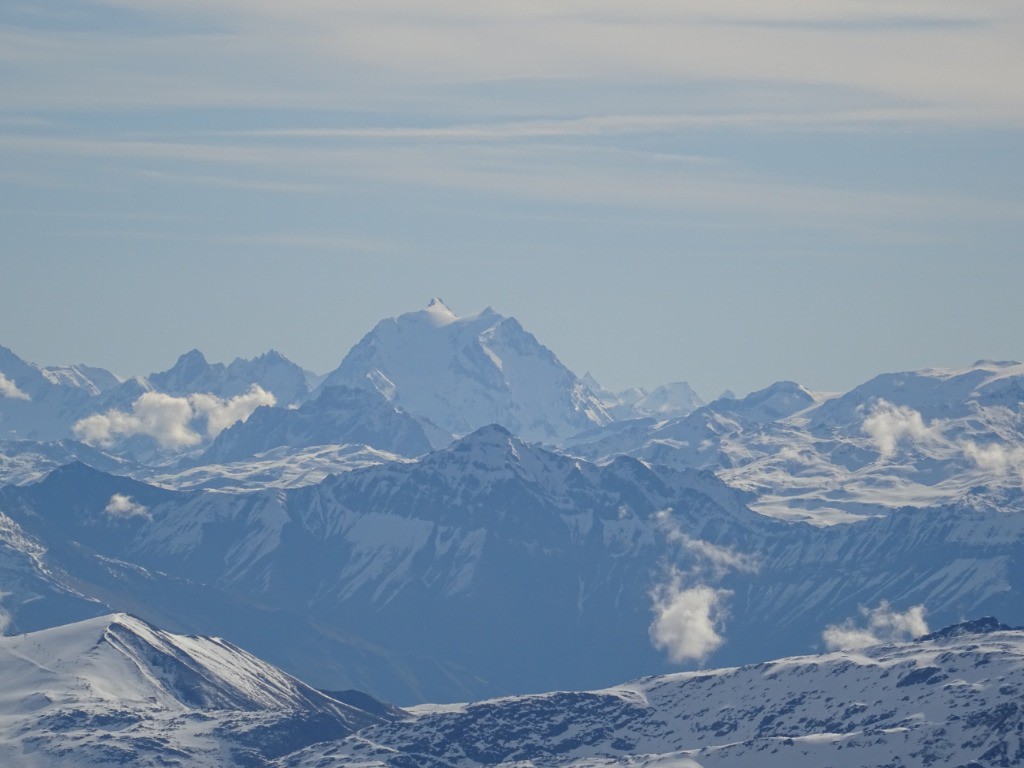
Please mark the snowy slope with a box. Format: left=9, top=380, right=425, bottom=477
left=0, top=613, right=385, bottom=767
left=319, top=300, right=610, bottom=442
left=572, top=362, right=1024, bottom=524
left=0, top=345, right=103, bottom=441
left=40, top=364, right=122, bottom=395
left=0, top=508, right=108, bottom=635
left=0, top=438, right=131, bottom=487
left=281, top=619, right=1024, bottom=768
left=148, top=443, right=410, bottom=492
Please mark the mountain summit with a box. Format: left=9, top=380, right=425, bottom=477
left=319, top=301, right=610, bottom=442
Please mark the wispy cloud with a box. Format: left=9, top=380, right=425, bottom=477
left=11, top=132, right=1019, bottom=230
left=136, top=169, right=334, bottom=194
left=212, top=107, right=989, bottom=142
left=2, top=2, right=1022, bottom=123
left=656, top=509, right=760, bottom=579
left=219, top=233, right=393, bottom=252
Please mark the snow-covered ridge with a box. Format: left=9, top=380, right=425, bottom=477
left=283, top=619, right=1024, bottom=767
left=0, top=613, right=386, bottom=767
left=5, top=614, right=1022, bottom=767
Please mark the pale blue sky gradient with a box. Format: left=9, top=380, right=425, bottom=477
left=2, top=1, right=1022, bottom=398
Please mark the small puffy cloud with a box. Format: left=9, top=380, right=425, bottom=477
left=649, top=571, right=731, bottom=664
left=74, top=384, right=275, bottom=450
left=191, top=385, right=275, bottom=437
left=861, top=399, right=937, bottom=459
left=822, top=601, right=928, bottom=651
left=0, top=372, right=30, bottom=401
left=962, top=440, right=1024, bottom=476
left=104, top=493, right=150, bottom=520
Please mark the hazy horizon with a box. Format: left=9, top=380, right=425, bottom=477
left=3, top=2, right=1022, bottom=398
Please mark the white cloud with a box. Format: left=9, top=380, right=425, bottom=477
left=0, top=372, right=30, bottom=401
left=191, top=385, right=275, bottom=437
left=73, top=385, right=275, bottom=450
left=74, top=391, right=199, bottom=449
left=655, top=509, right=760, bottom=579
left=649, top=573, right=731, bottom=664
left=822, top=601, right=928, bottom=651
left=861, top=399, right=938, bottom=459
left=104, top=493, right=150, bottom=520
left=962, top=440, right=1024, bottom=477
left=648, top=510, right=755, bottom=664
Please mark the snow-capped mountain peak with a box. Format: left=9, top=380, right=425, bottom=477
left=583, top=373, right=704, bottom=421
left=318, top=301, right=610, bottom=442
left=710, top=379, right=819, bottom=423
left=416, top=297, right=459, bottom=327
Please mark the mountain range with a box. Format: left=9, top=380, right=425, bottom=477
left=0, top=299, right=1022, bottom=765
left=2, top=613, right=1021, bottom=767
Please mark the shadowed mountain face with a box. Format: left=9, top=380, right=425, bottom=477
left=5, top=425, right=1024, bottom=703
left=0, top=432, right=763, bottom=696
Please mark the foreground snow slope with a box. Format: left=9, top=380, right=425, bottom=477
left=282, top=619, right=1024, bottom=768
left=0, top=613, right=384, bottom=767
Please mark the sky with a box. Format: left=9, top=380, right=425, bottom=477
left=2, top=1, right=1023, bottom=400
